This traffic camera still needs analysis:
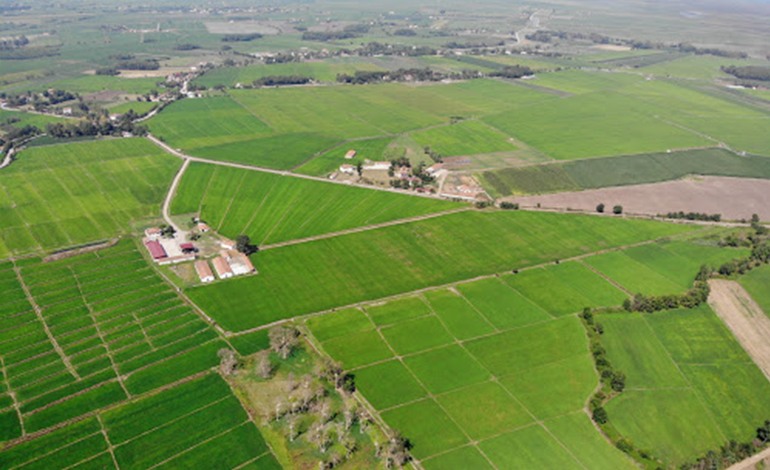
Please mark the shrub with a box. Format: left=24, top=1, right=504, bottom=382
left=613, top=205, right=623, bottom=215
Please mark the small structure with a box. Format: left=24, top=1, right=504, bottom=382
left=340, top=164, right=356, bottom=175
left=363, top=161, right=391, bottom=171
left=396, top=166, right=411, bottom=179
left=195, top=260, right=215, bottom=283
left=426, top=163, right=444, bottom=175
left=62, top=107, right=72, bottom=116
left=221, top=250, right=257, bottom=276
left=344, top=150, right=357, bottom=159
left=213, top=257, right=234, bottom=279
left=180, top=242, right=196, bottom=254
left=220, top=238, right=237, bottom=250
left=145, top=227, right=162, bottom=240
left=145, top=240, right=167, bottom=260
left=197, top=223, right=211, bottom=232
left=158, top=253, right=196, bottom=265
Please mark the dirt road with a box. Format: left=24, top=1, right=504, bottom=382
left=708, top=280, right=770, bottom=382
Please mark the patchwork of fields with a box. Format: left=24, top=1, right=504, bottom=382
left=187, top=210, right=696, bottom=332
left=304, top=280, right=636, bottom=470
left=0, top=240, right=229, bottom=438
left=0, top=139, right=180, bottom=258
left=171, top=162, right=459, bottom=245
left=0, top=373, right=280, bottom=470
left=603, top=305, right=770, bottom=466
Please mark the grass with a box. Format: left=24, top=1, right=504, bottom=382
left=530, top=69, right=646, bottom=94
left=364, top=295, right=431, bottom=327
left=606, top=389, right=725, bottom=464
left=380, top=399, right=468, bottom=459
left=423, top=289, right=496, bottom=340
left=0, top=138, right=180, bottom=257
left=478, top=425, right=583, bottom=470
left=455, top=278, right=551, bottom=330
left=172, top=162, right=458, bottom=245
left=422, top=446, right=494, bottom=470
left=584, top=251, right=685, bottom=295
left=464, top=317, right=587, bottom=377
left=640, top=54, right=768, bottom=80
left=502, top=269, right=592, bottom=316
left=352, top=360, right=427, bottom=410
left=403, top=345, right=491, bottom=395
left=600, top=313, right=688, bottom=388
left=500, top=354, right=597, bottom=420
left=740, top=264, right=770, bottom=318
left=322, top=330, right=394, bottom=368
left=380, top=316, right=454, bottom=355
left=484, top=90, right=710, bottom=161
left=305, top=307, right=373, bottom=342
left=409, top=120, right=517, bottom=157
left=544, top=413, right=639, bottom=470
left=437, top=382, right=532, bottom=440
left=545, top=261, right=628, bottom=307
left=186, top=210, right=696, bottom=332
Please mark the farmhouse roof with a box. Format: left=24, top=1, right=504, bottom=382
left=340, top=164, right=355, bottom=170
left=195, top=260, right=214, bottom=281
left=212, top=257, right=233, bottom=277
left=145, top=227, right=162, bottom=235
left=344, top=150, right=357, bottom=159
left=220, top=238, right=237, bottom=250
left=145, top=240, right=167, bottom=259
left=180, top=243, right=195, bottom=250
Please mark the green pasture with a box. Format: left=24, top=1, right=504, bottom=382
left=0, top=241, right=226, bottom=434
left=481, top=147, right=770, bottom=196
left=529, top=69, right=645, bottom=94
left=602, top=306, right=770, bottom=466
left=353, top=360, right=427, bottom=410
left=640, top=54, right=768, bottom=80
left=0, top=138, right=180, bottom=257
left=0, top=109, right=69, bottom=132
left=364, top=295, right=431, bottom=326
left=484, top=90, right=710, bottom=161
left=171, top=162, right=458, bottom=245
left=410, top=120, right=517, bottom=157
left=545, top=261, right=628, bottom=306
left=669, top=115, right=770, bottom=156
left=187, top=211, right=695, bottom=332
left=740, top=264, right=770, bottom=318
left=478, top=425, right=583, bottom=470
left=423, top=289, right=496, bottom=340
left=194, top=60, right=385, bottom=88
left=107, top=100, right=157, bottom=115
left=404, top=345, right=491, bottom=395
left=584, top=251, right=688, bottom=295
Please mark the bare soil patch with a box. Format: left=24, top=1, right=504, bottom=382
left=509, top=176, right=770, bottom=221
left=591, top=44, right=632, bottom=51
left=708, top=280, right=770, bottom=382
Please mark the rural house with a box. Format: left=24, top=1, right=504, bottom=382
left=212, top=257, right=234, bottom=279
left=344, top=150, right=357, bottom=159
left=340, top=164, right=356, bottom=175
left=144, top=227, right=162, bottom=240
left=195, top=260, right=215, bottom=283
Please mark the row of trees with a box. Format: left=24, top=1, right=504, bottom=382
left=662, top=211, right=722, bottom=222
left=596, top=203, right=623, bottom=215
left=221, top=33, right=263, bottom=42
left=252, top=75, right=311, bottom=87
left=680, top=422, right=770, bottom=469
left=45, top=117, right=148, bottom=139
left=722, top=65, right=770, bottom=82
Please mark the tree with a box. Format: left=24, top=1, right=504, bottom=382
left=356, top=161, right=363, bottom=177
left=613, top=205, right=623, bottom=215
left=610, top=371, right=626, bottom=392
left=269, top=326, right=299, bottom=359
left=236, top=234, right=257, bottom=255
left=596, top=203, right=605, bottom=213
left=382, top=432, right=412, bottom=468
left=256, top=353, right=273, bottom=379
left=592, top=407, right=608, bottom=424
left=752, top=214, right=760, bottom=224
left=758, top=420, right=770, bottom=443
left=217, top=348, right=239, bottom=376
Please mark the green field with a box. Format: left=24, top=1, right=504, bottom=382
left=0, top=240, right=227, bottom=434
left=603, top=305, right=770, bottom=466
left=640, top=54, right=769, bottom=80
left=171, top=162, right=458, bottom=245
left=0, top=109, right=70, bottom=132
left=190, top=210, right=694, bottom=332
left=740, top=264, right=770, bottom=319
left=0, top=373, right=280, bottom=470
left=410, top=120, right=517, bottom=157
left=0, top=138, right=180, bottom=258
left=294, top=136, right=394, bottom=176
left=481, top=147, right=770, bottom=196
left=194, top=60, right=386, bottom=88
left=306, top=295, right=637, bottom=469
left=529, top=69, right=646, bottom=94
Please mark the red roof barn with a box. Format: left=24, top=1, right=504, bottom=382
left=145, top=240, right=167, bottom=260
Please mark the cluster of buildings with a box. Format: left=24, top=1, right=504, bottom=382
left=194, top=238, right=256, bottom=283
left=143, top=227, right=197, bottom=265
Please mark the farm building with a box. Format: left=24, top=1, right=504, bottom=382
left=426, top=163, right=444, bottom=175
left=195, top=260, right=215, bottom=283
left=396, top=166, right=411, bottom=179
left=213, top=257, right=234, bottom=279
left=180, top=243, right=196, bottom=254
left=221, top=250, right=257, bottom=276
left=145, top=227, right=162, bottom=240
left=197, top=223, right=211, bottom=232
left=340, top=164, right=356, bottom=175
left=363, top=161, right=391, bottom=171
left=158, top=253, right=196, bottom=265
left=344, top=150, right=357, bottom=159
left=220, top=238, right=237, bottom=250
left=144, top=240, right=167, bottom=260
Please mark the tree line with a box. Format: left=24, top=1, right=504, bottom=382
left=661, top=211, right=722, bottom=222
left=221, top=33, right=263, bottom=42
left=722, top=65, right=770, bottom=82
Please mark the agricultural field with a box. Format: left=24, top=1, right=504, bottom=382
left=294, top=136, right=395, bottom=176
left=0, top=240, right=228, bottom=436
left=194, top=60, right=386, bottom=88
left=0, top=109, right=70, bottom=133
left=0, top=138, right=180, bottom=258
left=528, top=69, right=646, bottom=94
left=602, top=305, right=770, bottom=466
left=0, top=373, right=280, bottom=470
left=639, top=54, right=769, bottom=81
left=187, top=210, right=695, bottom=332
left=409, top=120, right=517, bottom=157
left=303, top=281, right=636, bottom=470
left=106, top=101, right=157, bottom=116
left=170, top=162, right=458, bottom=245
left=740, top=264, right=770, bottom=319
left=480, top=147, right=770, bottom=196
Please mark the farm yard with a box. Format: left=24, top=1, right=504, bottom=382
left=0, top=139, right=181, bottom=258
left=0, top=240, right=229, bottom=437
